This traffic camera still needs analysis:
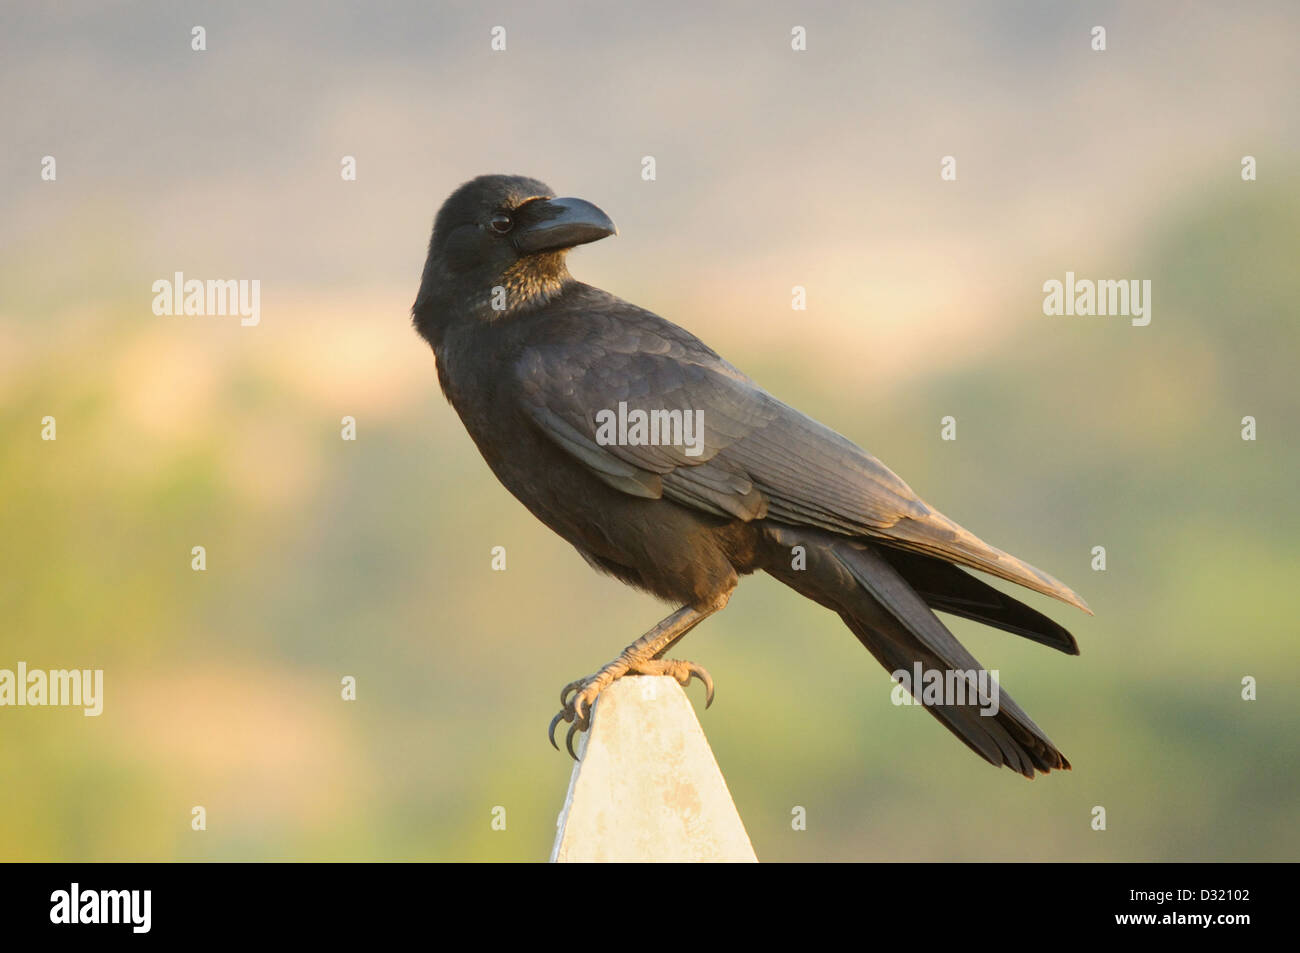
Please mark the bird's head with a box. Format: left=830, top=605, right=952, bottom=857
left=413, top=174, right=616, bottom=344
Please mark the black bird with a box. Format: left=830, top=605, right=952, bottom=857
left=413, top=174, right=1090, bottom=777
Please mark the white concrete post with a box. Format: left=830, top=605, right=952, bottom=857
left=550, top=675, right=758, bottom=862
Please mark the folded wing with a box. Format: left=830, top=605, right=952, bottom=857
left=514, top=306, right=1089, bottom=613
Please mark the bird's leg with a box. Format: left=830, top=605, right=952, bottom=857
left=549, top=600, right=725, bottom=759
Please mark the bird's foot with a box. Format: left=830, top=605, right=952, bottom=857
left=547, top=657, right=715, bottom=760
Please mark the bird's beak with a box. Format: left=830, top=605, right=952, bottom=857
left=513, top=197, right=617, bottom=255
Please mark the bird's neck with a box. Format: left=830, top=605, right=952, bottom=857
left=413, top=254, right=573, bottom=351
left=496, top=254, right=572, bottom=317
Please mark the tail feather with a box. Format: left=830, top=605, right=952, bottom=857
left=875, top=546, right=1080, bottom=655
left=878, top=510, right=1092, bottom=615
left=763, top=524, right=1071, bottom=778
left=838, top=612, right=1067, bottom=777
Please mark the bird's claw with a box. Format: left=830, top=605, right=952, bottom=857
left=548, top=682, right=596, bottom=760
left=547, top=709, right=568, bottom=751
left=547, top=659, right=716, bottom=760
left=677, top=660, right=715, bottom=708
left=565, top=720, right=584, bottom=760
left=633, top=658, right=715, bottom=708
left=559, top=677, right=589, bottom=709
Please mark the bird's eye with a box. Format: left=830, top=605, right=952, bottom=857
left=488, top=213, right=513, bottom=234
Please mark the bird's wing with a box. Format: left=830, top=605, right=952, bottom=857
left=514, top=311, right=1089, bottom=612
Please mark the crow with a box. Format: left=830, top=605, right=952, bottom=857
left=413, top=174, right=1090, bottom=777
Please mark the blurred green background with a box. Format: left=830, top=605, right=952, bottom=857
left=2, top=1, right=1297, bottom=861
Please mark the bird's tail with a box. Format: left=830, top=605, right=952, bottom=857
left=874, top=545, right=1080, bottom=656
left=763, top=524, right=1070, bottom=778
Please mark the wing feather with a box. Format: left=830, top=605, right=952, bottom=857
left=514, top=301, right=1089, bottom=612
